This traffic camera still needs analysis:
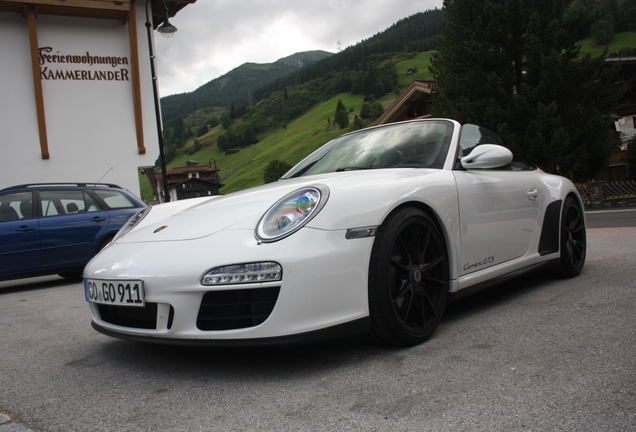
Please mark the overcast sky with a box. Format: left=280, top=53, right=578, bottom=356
left=153, top=0, right=443, bottom=97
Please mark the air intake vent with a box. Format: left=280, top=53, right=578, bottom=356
left=98, top=303, right=159, bottom=329
left=196, top=287, right=281, bottom=331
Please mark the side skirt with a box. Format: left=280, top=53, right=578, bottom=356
left=447, top=258, right=560, bottom=303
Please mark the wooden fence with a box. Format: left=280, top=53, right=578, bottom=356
left=576, top=180, right=636, bottom=209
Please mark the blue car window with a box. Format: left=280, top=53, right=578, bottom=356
left=0, top=192, right=33, bottom=221
left=92, top=189, right=136, bottom=209
left=40, top=190, right=85, bottom=217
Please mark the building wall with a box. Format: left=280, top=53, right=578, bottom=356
left=0, top=2, right=160, bottom=197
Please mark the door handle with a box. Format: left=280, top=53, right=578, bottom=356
left=90, top=217, right=106, bottom=222
left=16, top=226, right=36, bottom=232
left=527, top=188, right=538, bottom=201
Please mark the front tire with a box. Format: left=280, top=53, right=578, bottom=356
left=368, top=208, right=449, bottom=346
left=559, top=196, right=586, bottom=277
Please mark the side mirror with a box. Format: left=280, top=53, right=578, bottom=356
left=460, top=144, right=513, bottom=169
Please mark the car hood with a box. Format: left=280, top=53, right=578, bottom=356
left=117, top=169, right=450, bottom=243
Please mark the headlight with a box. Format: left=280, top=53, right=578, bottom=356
left=110, top=207, right=151, bottom=244
left=202, top=262, right=282, bottom=285
left=255, top=185, right=329, bottom=242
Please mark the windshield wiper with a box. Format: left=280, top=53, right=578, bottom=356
left=335, top=166, right=370, bottom=172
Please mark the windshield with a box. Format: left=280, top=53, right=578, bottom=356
left=283, top=120, right=454, bottom=178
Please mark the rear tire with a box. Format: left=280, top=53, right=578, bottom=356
left=367, top=208, right=449, bottom=346
left=559, top=196, right=586, bottom=277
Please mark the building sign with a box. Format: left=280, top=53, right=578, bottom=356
left=39, top=46, right=130, bottom=81
left=614, top=116, right=636, bottom=142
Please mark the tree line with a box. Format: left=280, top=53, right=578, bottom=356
left=431, top=0, right=618, bottom=181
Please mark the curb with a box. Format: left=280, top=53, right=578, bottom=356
left=0, top=412, right=35, bottom=432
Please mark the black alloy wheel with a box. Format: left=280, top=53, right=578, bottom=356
left=368, top=207, right=449, bottom=346
left=559, top=196, right=586, bottom=277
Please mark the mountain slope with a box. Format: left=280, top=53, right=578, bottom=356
left=160, top=51, right=332, bottom=125
left=255, top=9, right=443, bottom=100
left=139, top=52, right=430, bottom=201
left=159, top=9, right=445, bottom=129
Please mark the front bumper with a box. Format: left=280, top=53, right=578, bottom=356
left=84, top=226, right=374, bottom=343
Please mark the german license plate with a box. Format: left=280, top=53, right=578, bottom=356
left=84, top=279, right=145, bottom=307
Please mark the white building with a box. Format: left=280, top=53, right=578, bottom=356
left=0, top=0, right=194, bottom=198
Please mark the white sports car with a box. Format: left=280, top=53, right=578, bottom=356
left=83, top=119, right=586, bottom=346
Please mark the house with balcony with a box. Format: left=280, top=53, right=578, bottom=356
left=373, top=80, right=434, bottom=125
left=149, top=161, right=224, bottom=201
left=604, top=56, right=636, bottom=182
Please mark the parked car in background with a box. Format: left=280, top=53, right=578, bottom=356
left=83, top=119, right=586, bottom=347
left=0, top=183, right=148, bottom=281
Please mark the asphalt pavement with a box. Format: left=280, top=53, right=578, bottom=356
left=585, top=207, right=636, bottom=228
left=1, top=209, right=634, bottom=431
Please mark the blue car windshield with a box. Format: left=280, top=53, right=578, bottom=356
left=283, top=120, right=454, bottom=178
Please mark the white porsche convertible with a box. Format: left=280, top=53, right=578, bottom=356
left=84, top=119, right=586, bottom=346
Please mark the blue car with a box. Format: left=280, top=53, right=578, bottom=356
left=0, top=183, right=148, bottom=281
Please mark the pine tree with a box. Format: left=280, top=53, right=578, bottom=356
left=172, top=117, right=184, bottom=144
left=335, top=109, right=349, bottom=129
left=335, top=99, right=349, bottom=129
left=220, top=112, right=231, bottom=130
left=430, top=0, right=616, bottom=181
left=335, top=99, right=347, bottom=115
left=360, top=103, right=371, bottom=119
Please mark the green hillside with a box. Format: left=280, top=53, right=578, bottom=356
left=142, top=51, right=461, bottom=200
left=160, top=51, right=333, bottom=125
left=396, top=51, right=435, bottom=84
left=580, top=32, right=636, bottom=57
left=141, top=92, right=396, bottom=200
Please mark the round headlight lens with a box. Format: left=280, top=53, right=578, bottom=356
left=297, top=190, right=319, bottom=215
left=256, top=186, right=329, bottom=242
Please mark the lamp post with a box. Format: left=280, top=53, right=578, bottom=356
left=144, top=0, right=177, bottom=202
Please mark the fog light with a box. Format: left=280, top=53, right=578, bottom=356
left=202, top=262, right=282, bottom=285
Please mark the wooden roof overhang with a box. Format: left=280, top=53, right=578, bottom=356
left=0, top=0, right=195, bottom=159
left=374, top=80, right=436, bottom=126
left=0, top=1, right=195, bottom=26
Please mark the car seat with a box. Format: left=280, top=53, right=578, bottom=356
left=0, top=206, right=19, bottom=221
left=20, top=200, right=32, bottom=218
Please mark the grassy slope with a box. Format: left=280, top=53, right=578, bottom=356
left=395, top=51, right=435, bottom=84
left=580, top=32, right=636, bottom=57
left=141, top=93, right=375, bottom=199
left=141, top=35, right=636, bottom=200
left=219, top=94, right=360, bottom=194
